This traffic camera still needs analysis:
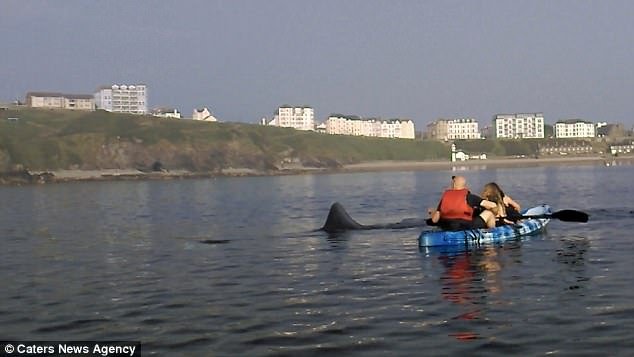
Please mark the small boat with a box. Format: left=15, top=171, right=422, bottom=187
left=418, top=205, right=551, bottom=247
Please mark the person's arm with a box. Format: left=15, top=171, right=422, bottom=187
left=505, top=205, right=523, bottom=221
left=467, top=192, right=497, bottom=210
left=480, top=199, right=497, bottom=210
left=431, top=209, right=440, bottom=223
left=428, top=202, right=441, bottom=223
left=503, top=195, right=521, bottom=211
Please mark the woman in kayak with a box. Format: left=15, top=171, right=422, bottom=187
left=481, top=182, right=522, bottom=226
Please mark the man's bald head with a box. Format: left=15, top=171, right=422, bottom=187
left=452, top=175, right=467, bottom=189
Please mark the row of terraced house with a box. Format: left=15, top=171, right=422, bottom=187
left=427, top=113, right=603, bottom=140
left=262, top=105, right=416, bottom=139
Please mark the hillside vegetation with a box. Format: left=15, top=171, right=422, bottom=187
left=1, top=109, right=615, bottom=174
left=0, top=109, right=450, bottom=172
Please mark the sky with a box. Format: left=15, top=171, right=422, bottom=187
left=1, top=0, right=633, bottom=128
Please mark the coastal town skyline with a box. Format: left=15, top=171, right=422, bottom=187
left=2, top=1, right=634, bottom=128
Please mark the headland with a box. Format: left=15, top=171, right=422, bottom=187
left=1, top=108, right=632, bottom=185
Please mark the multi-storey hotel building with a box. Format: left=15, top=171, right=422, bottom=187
left=494, top=113, right=545, bottom=139
left=325, top=115, right=415, bottom=139
left=94, top=84, right=147, bottom=114
left=267, top=105, right=315, bottom=131
left=554, top=119, right=595, bottom=138
left=426, top=118, right=481, bottom=140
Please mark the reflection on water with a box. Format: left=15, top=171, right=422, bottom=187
left=435, top=243, right=518, bottom=342
left=1, top=165, right=634, bottom=355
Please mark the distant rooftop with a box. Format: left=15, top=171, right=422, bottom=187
left=279, top=104, right=312, bottom=109
left=436, top=118, right=477, bottom=123
left=152, top=107, right=179, bottom=113
left=329, top=114, right=362, bottom=120
left=555, top=119, right=594, bottom=124
left=96, top=84, right=147, bottom=91
left=328, top=114, right=412, bottom=123
left=495, top=113, right=544, bottom=119
left=26, top=92, right=93, bottom=99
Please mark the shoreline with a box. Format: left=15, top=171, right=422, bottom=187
left=1, top=155, right=632, bottom=185
left=338, top=155, right=634, bottom=172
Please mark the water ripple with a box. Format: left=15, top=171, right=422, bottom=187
left=1, top=168, right=634, bottom=355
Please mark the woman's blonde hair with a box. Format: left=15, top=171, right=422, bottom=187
left=482, top=182, right=506, bottom=216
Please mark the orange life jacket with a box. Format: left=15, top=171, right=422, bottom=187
left=439, top=188, right=473, bottom=221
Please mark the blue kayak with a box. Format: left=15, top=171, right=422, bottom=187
left=418, top=205, right=551, bottom=247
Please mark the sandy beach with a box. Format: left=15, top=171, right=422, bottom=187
left=51, top=155, right=634, bottom=179
left=338, top=155, right=634, bottom=172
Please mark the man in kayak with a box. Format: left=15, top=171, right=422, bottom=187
left=428, top=175, right=498, bottom=231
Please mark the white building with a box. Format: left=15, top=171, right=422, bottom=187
left=152, top=108, right=181, bottom=119
left=94, top=84, right=147, bottom=114
left=192, top=107, right=217, bottom=121
left=315, top=122, right=327, bottom=133
left=427, top=118, right=481, bottom=140
left=494, top=113, right=545, bottom=139
left=554, top=119, right=595, bottom=138
left=26, top=92, right=95, bottom=111
left=610, top=142, right=634, bottom=155
left=325, top=115, right=416, bottom=139
left=267, top=105, right=315, bottom=131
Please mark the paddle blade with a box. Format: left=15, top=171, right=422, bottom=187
left=551, top=209, right=589, bottom=222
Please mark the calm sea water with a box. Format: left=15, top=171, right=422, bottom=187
left=1, top=164, right=634, bottom=356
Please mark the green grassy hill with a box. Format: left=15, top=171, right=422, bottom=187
left=0, top=108, right=450, bottom=172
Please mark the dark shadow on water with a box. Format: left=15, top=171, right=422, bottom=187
left=324, top=231, right=353, bottom=249
left=554, top=235, right=590, bottom=292
left=555, top=236, right=589, bottom=266
left=198, top=239, right=231, bottom=245
left=582, top=207, right=634, bottom=222
left=172, top=236, right=232, bottom=244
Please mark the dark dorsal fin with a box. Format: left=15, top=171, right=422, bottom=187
left=322, top=202, right=365, bottom=233
left=321, top=202, right=434, bottom=233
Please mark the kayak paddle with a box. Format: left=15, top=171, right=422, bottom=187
left=521, top=209, right=589, bottom=223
